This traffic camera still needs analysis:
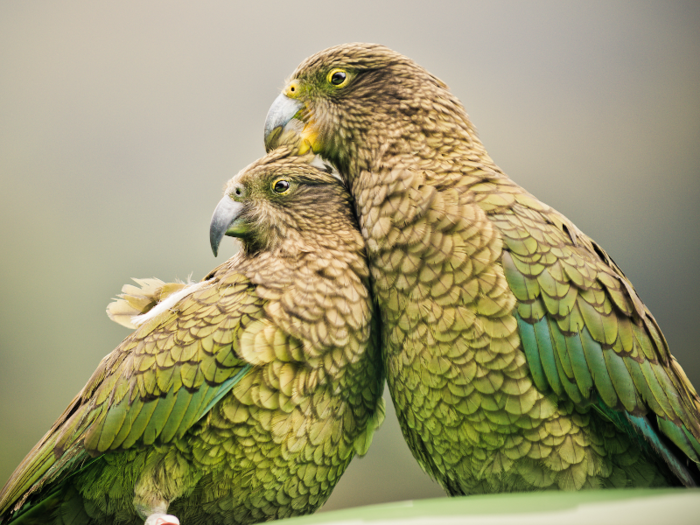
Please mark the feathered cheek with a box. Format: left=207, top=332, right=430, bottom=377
left=299, top=107, right=323, bottom=155
left=252, top=205, right=289, bottom=247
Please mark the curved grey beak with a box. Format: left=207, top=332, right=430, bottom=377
left=209, top=196, right=245, bottom=257
left=264, top=93, right=303, bottom=152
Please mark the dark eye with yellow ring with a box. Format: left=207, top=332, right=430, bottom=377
left=273, top=179, right=290, bottom=193
left=327, top=68, right=349, bottom=87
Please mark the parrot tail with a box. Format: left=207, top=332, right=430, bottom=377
left=595, top=403, right=700, bottom=487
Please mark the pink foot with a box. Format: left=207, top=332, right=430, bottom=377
left=145, top=513, right=180, bottom=525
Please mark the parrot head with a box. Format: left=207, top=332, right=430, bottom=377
left=210, top=148, right=356, bottom=256
left=263, top=43, right=454, bottom=176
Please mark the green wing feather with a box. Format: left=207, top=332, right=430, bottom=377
left=0, top=272, right=259, bottom=516
left=495, top=198, right=700, bottom=478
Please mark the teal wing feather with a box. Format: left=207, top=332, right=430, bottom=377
left=492, top=192, right=700, bottom=483
left=0, top=271, right=258, bottom=516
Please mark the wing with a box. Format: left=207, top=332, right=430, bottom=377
left=0, top=267, right=260, bottom=516
left=477, top=185, right=700, bottom=482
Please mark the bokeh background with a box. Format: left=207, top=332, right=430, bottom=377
left=1, top=0, right=699, bottom=514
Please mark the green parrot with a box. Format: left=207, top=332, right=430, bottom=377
left=263, top=43, right=700, bottom=494
left=0, top=149, right=385, bottom=524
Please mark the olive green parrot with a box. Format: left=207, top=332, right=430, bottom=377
left=263, top=43, right=700, bottom=494
left=0, top=149, right=385, bottom=524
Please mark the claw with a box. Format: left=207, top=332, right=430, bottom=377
left=144, top=513, right=180, bottom=525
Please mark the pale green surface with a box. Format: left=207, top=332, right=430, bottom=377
left=284, top=489, right=700, bottom=524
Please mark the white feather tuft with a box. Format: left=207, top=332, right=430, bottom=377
left=131, top=281, right=205, bottom=327
left=309, top=155, right=342, bottom=182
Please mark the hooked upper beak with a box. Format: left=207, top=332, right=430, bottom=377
left=209, top=196, right=246, bottom=257
left=264, top=93, right=304, bottom=152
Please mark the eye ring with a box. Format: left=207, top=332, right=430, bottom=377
left=273, top=179, right=291, bottom=194
left=327, top=68, right=349, bottom=87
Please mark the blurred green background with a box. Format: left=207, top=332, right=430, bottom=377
left=1, top=0, right=699, bottom=514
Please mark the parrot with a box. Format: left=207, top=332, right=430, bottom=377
left=262, top=43, right=700, bottom=494
left=0, top=148, right=385, bottom=525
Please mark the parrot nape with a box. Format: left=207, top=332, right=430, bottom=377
left=263, top=43, right=700, bottom=494
left=0, top=149, right=385, bottom=525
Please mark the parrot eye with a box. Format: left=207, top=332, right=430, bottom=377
left=273, top=179, right=291, bottom=194
left=327, top=68, right=349, bottom=87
